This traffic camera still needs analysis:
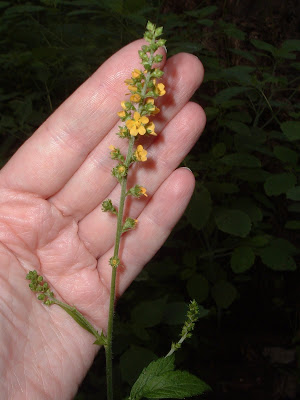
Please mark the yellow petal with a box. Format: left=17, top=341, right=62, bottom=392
left=109, top=145, right=115, bottom=150
left=117, top=111, right=126, bottom=118
left=133, top=112, right=141, bottom=121
left=138, top=126, right=146, bottom=135
left=126, top=120, right=134, bottom=129
left=140, top=116, right=149, bottom=124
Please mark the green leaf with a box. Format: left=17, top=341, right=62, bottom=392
left=121, top=346, right=158, bottom=386
left=130, top=362, right=211, bottom=400
left=287, top=186, right=300, bottom=201
left=164, top=302, right=189, bottom=325
left=211, top=280, right=238, bottom=309
left=205, top=182, right=239, bottom=194
left=231, top=246, right=255, bottom=274
left=273, top=145, right=298, bottom=165
left=280, top=39, right=300, bottom=52
left=204, top=106, right=219, bottom=121
left=130, top=355, right=175, bottom=399
left=280, top=121, right=300, bottom=141
left=185, top=5, right=217, bottom=18
left=214, top=86, right=251, bottom=103
left=258, top=238, right=298, bottom=271
left=212, top=142, right=226, bottom=158
left=218, top=20, right=245, bottom=40
left=185, top=185, right=212, bottom=230
left=285, top=221, right=300, bottom=230
left=231, top=198, right=263, bottom=223
left=187, top=274, right=210, bottom=303
left=251, top=39, right=276, bottom=55
left=220, top=153, right=261, bottom=168
left=223, top=120, right=251, bottom=136
left=215, top=209, right=252, bottom=238
left=131, top=297, right=167, bottom=328
left=264, top=173, right=296, bottom=196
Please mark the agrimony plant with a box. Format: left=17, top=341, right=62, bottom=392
left=26, top=21, right=210, bottom=400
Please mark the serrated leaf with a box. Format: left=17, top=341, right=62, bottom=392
left=130, top=355, right=175, bottom=399
left=231, top=246, right=255, bottom=274
left=287, top=186, right=300, bottom=201
left=132, top=368, right=211, bottom=399
left=215, top=209, right=252, bottom=237
left=121, top=346, right=158, bottom=386
left=211, top=280, right=237, bottom=309
left=280, top=121, right=300, bottom=141
left=220, top=153, right=261, bottom=168
left=264, top=173, right=296, bottom=196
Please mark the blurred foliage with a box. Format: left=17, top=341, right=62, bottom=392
left=1, top=0, right=300, bottom=398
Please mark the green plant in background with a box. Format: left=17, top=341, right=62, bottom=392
left=26, top=21, right=211, bottom=400
left=2, top=1, right=299, bottom=397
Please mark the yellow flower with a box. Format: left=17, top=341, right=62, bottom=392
left=145, top=98, right=160, bottom=114
left=155, top=83, right=166, bottom=96
left=128, top=85, right=138, bottom=92
left=117, top=165, right=126, bottom=173
left=125, top=78, right=134, bottom=85
left=135, top=144, right=148, bottom=161
left=126, top=112, right=149, bottom=136
left=117, top=110, right=126, bottom=118
left=139, top=186, right=148, bottom=197
left=121, top=101, right=127, bottom=110
left=119, top=127, right=127, bottom=137
left=130, top=93, right=141, bottom=103
left=132, top=69, right=141, bottom=79
left=145, top=122, right=157, bottom=136
left=109, top=145, right=115, bottom=151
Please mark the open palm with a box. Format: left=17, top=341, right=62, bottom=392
left=0, top=40, right=205, bottom=400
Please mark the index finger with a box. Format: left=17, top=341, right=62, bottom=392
left=0, top=40, right=166, bottom=198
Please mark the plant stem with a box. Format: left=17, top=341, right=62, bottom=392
left=105, top=35, right=157, bottom=399
left=105, top=135, right=135, bottom=400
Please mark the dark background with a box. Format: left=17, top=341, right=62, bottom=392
left=1, top=1, right=300, bottom=399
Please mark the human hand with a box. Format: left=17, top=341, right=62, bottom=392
left=0, top=39, right=205, bottom=399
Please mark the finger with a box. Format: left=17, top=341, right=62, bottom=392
left=98, top=167, right=195, bottom=296
left=0, top=40, right=166, bottom=198
left=49, top=53, right=204, bottom=219
left=78, top=101, right=206, bottom=258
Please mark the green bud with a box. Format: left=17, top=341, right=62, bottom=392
left=144, top=32, right=153, bottom=43
left=142, top=45, right=149, bottom=52
left=155, top=26, right=163, bottom=37
left=146, top=21, right=155, bottom=32
left=156, top=39, right=166, bottom=47
left=122, top=217, right=137, bottom=233
left=138, top=50, right=148, bottom=62
left=153, top=54, right=163, bottom=63
left=149, top=43, right=158, bottom=52
left=143, top=62, right=152, bottom=71
left=37, top=275, right=43, bottom=282
left=109, top=256, right=120, bottom=268
left=112, top=164, right=128, bottom=183
left=152, top=69, right=164, bottom=78
left=37, top=294, right=45, bottom=301
left=102, top=199, right=117, bottom=215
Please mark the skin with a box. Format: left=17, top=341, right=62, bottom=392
left=0, top=39, right=205, bottom=400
